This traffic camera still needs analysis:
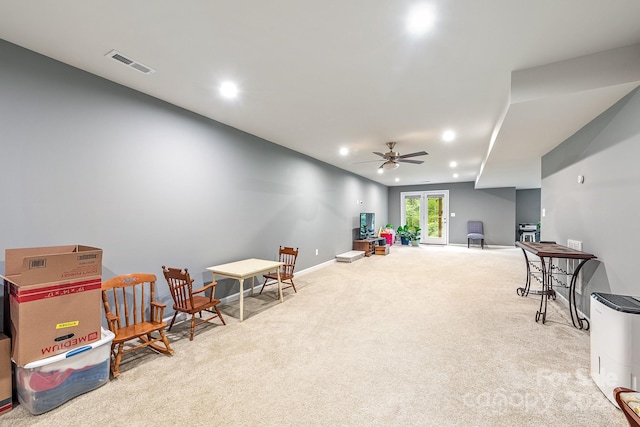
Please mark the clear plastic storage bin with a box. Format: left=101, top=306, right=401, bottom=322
left=15, top=328, right=114, bottom=415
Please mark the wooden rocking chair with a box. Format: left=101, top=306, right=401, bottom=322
left=162, top=266, right=226, bottom=341
left=101, top=273, right=174, bottom=377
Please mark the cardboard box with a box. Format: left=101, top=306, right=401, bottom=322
left=0, top=334, right=11, bottom=415
left=15, top=328, right=113, bottom=415
left=1, top=245, right=102, bottom=367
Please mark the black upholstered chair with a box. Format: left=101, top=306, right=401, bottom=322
left=467, top=221, right=485, bottom=249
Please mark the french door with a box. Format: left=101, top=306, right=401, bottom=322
left=400, top=190, right=449, bottom=245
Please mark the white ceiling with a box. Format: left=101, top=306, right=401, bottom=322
left=2, top=1, right=640, bottom=188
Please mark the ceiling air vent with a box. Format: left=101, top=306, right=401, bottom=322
left=105, top=50, right=155, bottom=75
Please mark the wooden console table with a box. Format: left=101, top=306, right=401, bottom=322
left=515, top=241, right=596, bottom=329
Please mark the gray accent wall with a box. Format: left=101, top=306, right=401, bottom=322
left=541, top=87, right=640, bottom=317
left=0, top=39, right=388, bottom=321
left=388, top=182, right=516, bottom=246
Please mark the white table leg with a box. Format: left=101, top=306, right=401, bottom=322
left=239, top=278, right=244, bottom=322
left=277, top=269, right=283, bottom=303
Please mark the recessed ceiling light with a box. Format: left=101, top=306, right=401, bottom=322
left=219, top=81, right=239, bottom=99
left=407, top=4, right=435, bottom=36
left=395, top=178, right=400, bottom=182
left=377, top=169, right=384, bottom=174
left=339, top=147, right=349, bottom=156
left=453, top=173, right=459, bottom=178
left=449, top=161, right=457, bottom=168
left=442, top=130, right=456, bottom=142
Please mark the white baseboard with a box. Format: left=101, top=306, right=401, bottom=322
left=295, top=258, right=336, bottom=276
left=163, top=311, right=185, bottom=325
left=219, top=287, right=260, bottom=304
left=552, top=289, right=590, bottom=323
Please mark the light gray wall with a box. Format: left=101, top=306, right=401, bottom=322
left=515, top=189, right=541, bottom=241
left=388, top=182, right=516, bottom=246
left=541, top=87, right=640, bottom=316
left=0, top=39, right=388, bottom=322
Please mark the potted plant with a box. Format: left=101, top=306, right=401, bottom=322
left=408, top=226, right=421, bottom=246
left=396, top=225, right=410, bottom=245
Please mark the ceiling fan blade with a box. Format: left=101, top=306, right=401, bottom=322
left=397, top=151, right=429, bottom=159
left=397, top=159, right=424, bottom=164
left=372, top=152, right=387, bottom=158
left=353, top=160, right=385, bottom=164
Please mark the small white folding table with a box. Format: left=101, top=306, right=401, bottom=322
left=206, top=258, right=283, bottom=322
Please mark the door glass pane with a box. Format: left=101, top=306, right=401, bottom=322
left=405, top=196, right=421, bottom=230
left=427, top=197, right=443, bottom=238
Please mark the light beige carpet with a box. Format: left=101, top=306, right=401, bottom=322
left=2, top=245, right=625, bottom=426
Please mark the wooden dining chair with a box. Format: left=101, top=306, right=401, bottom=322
left=161, top=266, right=226, bottom=341
left=101, top=273, right=174, bottom=377
left=615, top=387, right=640, bottom=426
left=260, top=246, right=299, bottom=298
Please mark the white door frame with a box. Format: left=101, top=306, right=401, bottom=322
left=400, top=190, right=449, bottom=245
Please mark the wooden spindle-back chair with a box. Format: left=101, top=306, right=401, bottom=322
left=260, top=246, right=299, bottom=298
left=161, top=266, right=225, bottom=341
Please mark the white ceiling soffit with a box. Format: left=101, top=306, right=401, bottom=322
left=476, top=43, right=640, bottom=189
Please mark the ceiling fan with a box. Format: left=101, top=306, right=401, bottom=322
left=359, top=142, right=429, bottom=170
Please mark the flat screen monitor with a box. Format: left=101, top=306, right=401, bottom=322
left=360, top=212, right=375, bottom=239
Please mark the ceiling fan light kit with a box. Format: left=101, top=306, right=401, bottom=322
left=370, top=142, right=429, bottom=171
left=382, top=161, right=400, bottom=170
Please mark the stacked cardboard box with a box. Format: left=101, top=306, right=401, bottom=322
left=1, top=245, right=103, bottom=367
left=0, top=334, right=11, bottom=415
